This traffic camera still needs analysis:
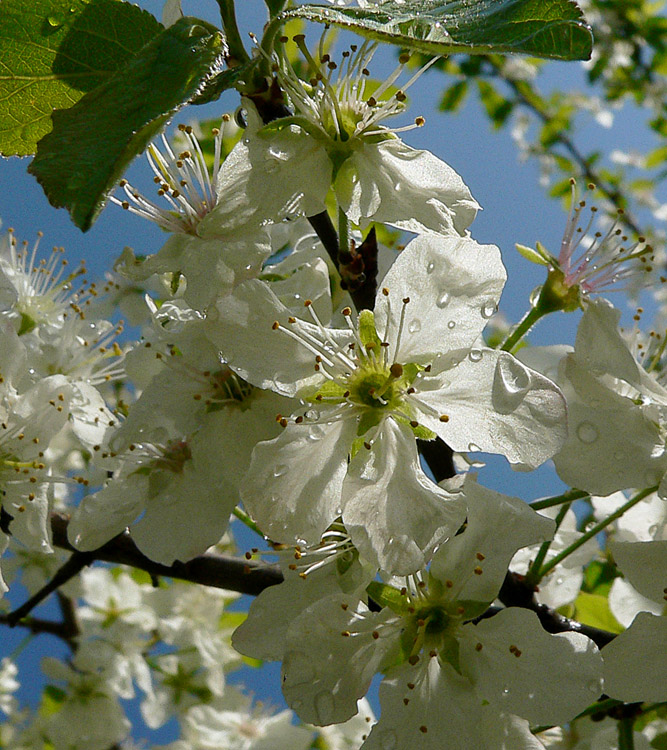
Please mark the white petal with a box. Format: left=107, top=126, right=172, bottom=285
left=362, top=659, right=545, bottom=750
left=282, top=594, right=397, bottom=725
left=209, top=279, right=352, bottom=398
left=430, top=479, right=554, bottom=605
left=232, top=566, right=362, bottom=662
left=241, top=417, right=357, bottom=545
left=460, top=607, right=603, bottom=726
left=343, top=419, right=466, bottom=575
left=608, top=577, right=662, bottom=628
left=609, top=539, right=667, bottom=603
left=602, top=612, right=667, bottom=702
left=201, top=114, right=331, bottom=236
left=554, top=359, right=664, bottom=494
left=373, top=233, right=506, bottom=361
left=337, top=139, right=479, bottom=236
left=415, top=350, right=566, bottom=467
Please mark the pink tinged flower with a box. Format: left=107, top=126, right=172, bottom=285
left=557, top=179, right=653, bottom=298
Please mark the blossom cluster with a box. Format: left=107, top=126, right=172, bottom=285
left=0, top=17, right=665, bottom=750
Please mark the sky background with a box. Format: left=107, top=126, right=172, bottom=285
left=0, top=0, right=664, bottom=744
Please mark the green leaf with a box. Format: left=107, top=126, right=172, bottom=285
left=0, top=0, right=162, bottom=156
left=280, top=0, right=593, bottom=61
left=28, top=17, right=227, bottom=231
left=573, top=591, right=624, bottom=635
left=439, top=79, right=468, bottom=112
left=477, top=80, right=513, bottom=128
left=367, top=580, right=409, bottom=614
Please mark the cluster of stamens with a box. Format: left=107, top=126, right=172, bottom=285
left=111, top=119, right=229, bottom=234
left=265, top=33, right=432, bottom=143
left=559, top=179, right=655, bottom=295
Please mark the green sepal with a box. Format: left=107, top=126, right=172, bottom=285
left=438, top=634, right=461, bottom=673
left=357, top=409, right=383, bottom=437
left=358, top=309, right=382, bottom=351
left=305, top=380, right=349, bottom=404
left=516, top=242, right=551, bottom=266
left=367, top=580, right=410, bottom=615
left=394, top=414, right=436, bottom=441
left=17, top=313, right=37, bottom=336
left=350, top=436, right=367, bottom=459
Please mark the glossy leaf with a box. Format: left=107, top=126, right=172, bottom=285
left=281, top=0, right=593, bottom=61
left=28, top=18, right=226, bottom=231
left=0, top=0, right=162, bottom=156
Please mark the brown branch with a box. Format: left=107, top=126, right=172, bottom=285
left=49, top=513, right=283, bottom=597
left=0, top=613, right=77, bottom=642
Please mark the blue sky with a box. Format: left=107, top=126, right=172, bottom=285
left=0, top=0, right=662, bottom=743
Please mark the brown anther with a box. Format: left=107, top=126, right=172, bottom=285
left=475, top=643, right=483, bottom=652
left=295, top=416, right=304, bottom=424
left=390, top=363, right=403, bottom=378
left=372, top=631, right=380, bottom=640
left=457, top=606, right=465, bottom=614
left=341, top=603, right=349, bottom=610
left=341, top=630, right=351, bottom=637
left=363, top=441, right=371, bottom=450
left=342, top=307, right=352, bottom=316
left=474, top=566, right=483, bottom=575
left=403, top=698, right=410, bottom=705
left=408, top=654, right=419, bottom=665
left=402, top=297, right=410, bottom=304
left=272, top=321, right=280, bottom=330
left=382, top=287, right=390, bottom=296
left=304, top=299, right=312, bottom=307
left=439, top=414, right=450, bottom=422
left=407, top=682, right=415, bottom=690
left=409, top=420, right=419, bottom=428
left=279, top=418, right=288, bottom=428
left=419, top=726, right=428, bottom=734
left=445, top=579, right=453, bottom=588
left=288, top=316, right=296, bottom=324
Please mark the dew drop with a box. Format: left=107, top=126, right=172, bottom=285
left=447, top=320, right=456, bottom=329
left=273, top=464, right=288, bottom=478
left=305, top=409, right=320, bottom=420
left=555, top=576, right=564, bottom=586
left=314, top=691, right=336, bottom=724
left=426, top=261, right=435, bottom=274
left=436, top=291, right=450, bottom=308
left=587, top=678, right=601, bottom=695
left=408, top=319, right=422, bottom=334
left=481, top=300, right=497, bottom=319
left=468, top=348, right=483, bottom=362
left=308, top=425, right=325, bottom=442
left=648, top=523, right=659, bottom=537
left=47, top=13, right=64, bottom=27
left=379, top=730, right=398, bottom=750
left=501, top=686, right=511, bottom=696
left=576, top=422, right=599, bottom=444
left=468, top=442, right=481, bottom=452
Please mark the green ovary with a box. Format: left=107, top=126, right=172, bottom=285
left=346, top=366, right=402, bottom=410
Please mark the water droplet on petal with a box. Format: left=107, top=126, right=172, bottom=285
left=314, top=690, right=336, bottom=724
left=408, top=319, right=421, bottom=334
left=576, top=422, right=598, bottom=444
left=305, top=409, right=320, bottom=420
left=447, top=320, right=456, bottom=329
left=587, top=678, right=601, bottom=695
left=273, top=464, right=288, bottom=478
left=481, top=300, right=497, bottom=319
left=426, top=261, right=435, bottom=274
left=308, top=425, right=325, bottom=442
left=379, top=730, right=398, bottom=750
left=492, top=354, right=532, bottom=413
left=468, top=348, right=483, bottom=362
left=501, top=686, right=511, bottom=696
left=436, top=291, right=450, bottom=308
left=284, top=651, right=316, bottom=685
left=468, top=442, right=481, bottom=452
left=648, top=523, right=659, bottom=537
left=555, top=576, right=564, bottom=586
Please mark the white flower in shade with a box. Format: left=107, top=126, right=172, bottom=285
left=39, top=655, right=131, bottom=750
left=273, top=480, right=602, bottom=746
left=211, top=232, right=566, bottom=573
left=511, top=504, right=598, bottom=609
left=0, top=658, right=19, bottom=716
left=201, top=37, right=478, bottom=237
left=157, top=689, right=314, bottom=750
left=550, top=298, right=667, bottom=497
left=313, top=698, right=376, bottom=749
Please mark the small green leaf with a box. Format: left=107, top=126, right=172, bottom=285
left=367, top=580, right=409, bottom=614
left=0, top=0, right=162, bottom=156
left=573, top=591, right=624, bottom=635
left=29, top=18, right=227, bottom=231
left=516, top=242, right=550, bottom=266
left=439, top=80, right=468, bottom=112
left=280, top=0, right=593, bottom=61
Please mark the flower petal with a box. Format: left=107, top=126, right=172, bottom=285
left=343, top=419, right=466, bottom=575
left=414, top=350, right=566, bottom=468
left=241, top=417, right=357, bottom=545
left=336, top=139, right=479, bottom=236
left=460, top=607, right=603, bottom=726
left=374, top=234, right=506, bottom=361
left=601, top=612, right=667, bottom=702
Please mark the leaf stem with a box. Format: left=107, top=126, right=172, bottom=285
left=537, top=486, right=656, bottom=579
left=338, top=205, right=349, bottom=257
left=499, top=304, right=547, bottom=352
left=216, top=0, right=251, bottom=65
left=530, top=488, right=589, bottom=511
left=618, top=716, right=635, bottom=750
left=232, top=506, right=264, bottom=537
left=526, top=501, right=572, bottom=583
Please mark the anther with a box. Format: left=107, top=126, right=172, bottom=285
left=439, top=414, right=449, bottom=422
